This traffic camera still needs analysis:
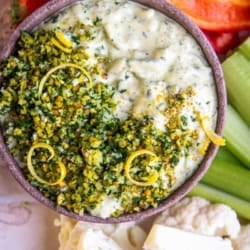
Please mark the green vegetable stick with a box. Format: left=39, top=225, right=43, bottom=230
left=201, top=157, right=250, bottom=201
left=222, top=52, right=250, bottom=126
left=216, top=147, right=240, bottom=164
left=189, top=183, right=250, bottom=220
left=223, top=105, right=250, bottom=167
left=238, top=37, right=250, bottom=61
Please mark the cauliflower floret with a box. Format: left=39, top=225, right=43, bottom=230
left=55, top=215, right=146, bottom=250
left=54, top=215, right=75, bottom=250
left=154, top=197, right=240, bottom=239
left=77, top=228, right=122, bottom=250
left=232, top=225, right=250, bottom=250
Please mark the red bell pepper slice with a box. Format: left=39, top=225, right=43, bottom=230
left=11, top=0, right=49, bottom=26
left=167, top=0, right=250, bottom=31
left=18, top=0, right=49, bottom=13
left=202, top=30, right=238, bottom=54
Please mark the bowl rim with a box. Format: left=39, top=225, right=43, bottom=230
left=0, top=0, right=227, bottom=223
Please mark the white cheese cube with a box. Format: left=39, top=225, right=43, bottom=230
left=143, top=224, right=233, bottom=250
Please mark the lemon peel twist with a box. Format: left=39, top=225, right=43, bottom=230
left=51, top=30, right=73, bottom=53
left=125, top=149, right=159, bottom=186
left=200, top=116, right=226, bottom=146
left=55, top=30, right=73, bottom=48
left=27, top=142, right=66, bottom=186
left=38, top=63, right=93, bottom=98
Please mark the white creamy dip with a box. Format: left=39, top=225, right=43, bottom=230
left=40, top=0, right=217, bottom=217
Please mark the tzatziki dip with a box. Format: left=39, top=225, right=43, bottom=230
left=0, top=0, right=222, bottom=218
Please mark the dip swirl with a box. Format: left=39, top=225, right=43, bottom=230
left=0, top=0, right=218, bottom=218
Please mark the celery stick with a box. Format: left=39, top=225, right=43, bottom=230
left=222, top=52, right=250, bottom=126
left=238, top=37, right=250, bottom=61
left=223, top=105, right=250, bottom=167
left=201, top=157, right=250, bottom=201
left=188, top=183, right=250, bottom=220
left=216, top=147, right=240, bottom=164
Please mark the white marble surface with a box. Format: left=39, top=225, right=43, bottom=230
left=0, top=158, right=59, bottom=250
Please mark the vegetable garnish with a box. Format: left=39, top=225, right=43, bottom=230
left=51, top=37, right=72, bottom=54
left=125, top=149, right=159, bottom=186
left=27, top=143, right=66, bottom=186
left=38, top=63, right=93, bottom=98
left=167, top=0, right=250, bottom=31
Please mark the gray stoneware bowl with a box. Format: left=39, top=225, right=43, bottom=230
left=0, top=0, right=226, bottom=223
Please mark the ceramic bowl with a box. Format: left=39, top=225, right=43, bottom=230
left=0, top=0, right=226, bottom=223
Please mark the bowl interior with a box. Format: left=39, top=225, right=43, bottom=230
left=0, top=0, right=226, bottom=223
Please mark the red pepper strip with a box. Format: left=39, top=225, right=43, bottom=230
left=202, top=29, right=250, bottom=55
left=228, top=0, right=250, bottom=7
left=202, top=30, right=239, bottom=54
left=19, top=0, right=49, bottom=16
left=11, top=0, right=49, bottom=26
left=167, top=0, right=250, bottom=31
